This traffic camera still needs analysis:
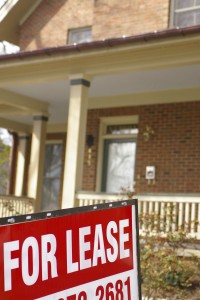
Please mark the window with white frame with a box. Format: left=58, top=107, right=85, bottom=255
left=171, top=0, right=200, bottom=27
left=42, top=142, right=63, bottom=211
left=96, top=116, right=139, bottom=193
left=68, top=27, right=92, bottom=45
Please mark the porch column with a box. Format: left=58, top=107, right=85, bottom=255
left=8, top=132, right=18, bottom=195
left=62, top=76, right=90, bottom=208
left=15, top=135, right=29, bottom=196
left=27, top=115, right=48, bottom=212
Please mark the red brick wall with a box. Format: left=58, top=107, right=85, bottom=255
left=93, top=0, right=169, bottom=41
left=83, top=101, right=200, bottom=194
left=20, top=0, right=170, bottom=51
left=20, top=0, right=94, bottom=50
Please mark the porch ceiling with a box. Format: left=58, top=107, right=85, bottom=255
left=7, top=63, right=200, bottom=98
left=0, top=32, right=200, bottom=133
left=0, top=63, right=199, bottom=127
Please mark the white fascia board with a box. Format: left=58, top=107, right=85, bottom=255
left=20, top=0, right=43, bottom=25
left=0, top=117, right=32, bottom=133
left=0, top=0, right=19, bottom=22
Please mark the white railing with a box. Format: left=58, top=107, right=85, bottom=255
left=76, top=192, right=119, bottom=206
left=137, top=195, right=200, bottom=239
left=0, top=195, right=34, bottom=217
left=76, top=192, right=200, bottom=240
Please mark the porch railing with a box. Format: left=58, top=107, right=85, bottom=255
left=76, top=192, right=200, bottom=240
left=0, top=195, right=34, bottom=218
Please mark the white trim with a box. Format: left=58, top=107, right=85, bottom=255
left=75, top=192, right=200, bottom=240
left=0, top=88, right=48, bottom=113
left=15, top=136, right=27, bottom=196
left=68, top=26, right=92, bottom=45
left=0, top=0, right=19, bottom=22
left=175, top=6, right=200, bottom=13
left=19, top=0, right=43, bottom=25
left=47, top=123, right=67, bottom=133
left=102, top=133, right=138, bottom=140
left=137, top=194, right=200, bottom=203
left=45, top=140, right=63, bottom=145
left=100, top=115, right=139, bottom=125
left=170, top=0, right=200, bottom=27
left=96, top=115, right=139, bottom=192
left=170, top=0, right=176, bottom=28
left=0, top=117, right=32, bottom=133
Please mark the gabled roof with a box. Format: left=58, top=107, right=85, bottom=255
left=0, top=0, right=42, bottom=44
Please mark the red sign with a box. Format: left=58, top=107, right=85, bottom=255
left=0, top=201, right=141, bottom=299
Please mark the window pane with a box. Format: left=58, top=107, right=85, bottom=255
left=175, top=0, right=194, bottom=9
left=42, top=178, right=61, bottom=211
left=175, top=10, right=197, bottom=26
left=107, top=124, right=138, bottom=135
left=68, top=27, right=92, bottom=44
left=44, top=144, right=62, bottom=178
left=42, top=143, right=63, bottom=211
left=105, top=141, right=136, bottom=193
left=196, top=10, right=200, bottom=22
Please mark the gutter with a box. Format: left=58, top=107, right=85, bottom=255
left=0, top=25, right=200, bottom=62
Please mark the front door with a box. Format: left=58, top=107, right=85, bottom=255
left=42, top=143, right=63, bottom=211
left=102, top=138, right=136, bottom=193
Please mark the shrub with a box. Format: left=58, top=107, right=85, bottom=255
left=140, top=212, right=200, bottom=299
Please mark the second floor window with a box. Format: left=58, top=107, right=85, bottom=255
left=171, top=0, right=200, bottom=27
left=68, top=27, right=92, bottom=45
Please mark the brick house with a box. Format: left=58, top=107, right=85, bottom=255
left=0, top=0, right=200, bottom=232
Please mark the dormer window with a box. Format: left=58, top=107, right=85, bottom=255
left=68, top=27, right=92, bottom=45
left=171, top=0, right=200, bottom=28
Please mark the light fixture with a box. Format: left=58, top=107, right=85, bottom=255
left=143, top=125, right=155, bottom=141
left=86, top=135, right=94, bottom=148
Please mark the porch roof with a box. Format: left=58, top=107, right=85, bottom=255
left=1, top=24, right=200, bottom=62
left=0, top=25, right=200, bottom=134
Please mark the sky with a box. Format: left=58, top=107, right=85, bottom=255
left=0, top=0, right=7, bottom=7
left=0, top=129, right=12, bottom=146
left=0, top=0, right=7, bottom=9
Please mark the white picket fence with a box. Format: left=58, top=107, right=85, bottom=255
left=76, top=192, right=200, bottom=240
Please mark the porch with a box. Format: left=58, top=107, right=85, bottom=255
left=0, top=26, right=200, bottom=243
left=76, top=192, right=200, bottom=240
left=0, top=194, right=34, bottom=218
left=1, top=193, right=199, bottom=240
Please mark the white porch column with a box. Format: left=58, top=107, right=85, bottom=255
left=27, top=115, right=48, bottom=212
left=15, top=134, right=29, bottom=196
left=62, top=76, right=90, bottom=208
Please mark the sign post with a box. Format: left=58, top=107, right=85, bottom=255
left=0, top=200, right=141, bottom=299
